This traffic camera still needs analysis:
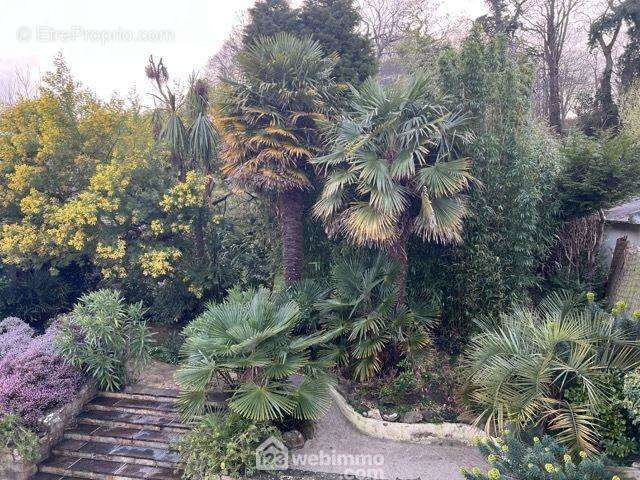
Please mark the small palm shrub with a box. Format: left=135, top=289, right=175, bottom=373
left=0, top=413, right=40, bottom=462
left=462, top=432, right=612, bottom=480
left=176, top=287, right=337, bottom=421
left=176, top=412, right=281, bottom=479
left=0, top=322, right=82, bottom=428
left=463, top=292, right=640, bottom=453
left=311, top=255, right=434, bottom=381
left=56, top=290, right=154, bottom=391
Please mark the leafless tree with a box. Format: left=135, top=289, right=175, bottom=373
left=358, top=0, right=446, bottom=60
left=0, top=66, right=38, bottom=105
left=205, top=14, right=246, bottom=82
left=521, top=0, right=586, bottom=133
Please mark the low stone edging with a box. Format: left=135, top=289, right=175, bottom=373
left=330, top=388, right=485, bottom=447
left=0, top=383, right=97, bottom=480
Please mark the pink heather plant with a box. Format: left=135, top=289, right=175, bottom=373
left=0, top=321, right=82, bottom=429
left=0, top=317, right=35, bottom=360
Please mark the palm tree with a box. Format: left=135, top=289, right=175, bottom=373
left=213, top=33, right=336, bottom=285
left=175, top=287, right=337, bottom=422
left=463, top=292, right=640, bottom=453
left=313, top=73, right=474, bottom=304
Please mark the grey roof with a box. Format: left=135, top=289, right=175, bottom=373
left=605, top=198, right=640, bottom=224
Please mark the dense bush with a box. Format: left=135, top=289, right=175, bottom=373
left=462, top=432, right=612, bottom=480
left=292, top=254, right=435, bottom=381
left=0, top=317, right=34, bottom=359
left=0, top=321, right=82, bottom=428
left=56, top=289, right=154, bottom=391
left=176, top=287, right=336, bottom=421
left=177, top=412, right=281, bottom=479
left=463, top=292, right=640, bottom=453
left=0, top=413, right=40, bottom=462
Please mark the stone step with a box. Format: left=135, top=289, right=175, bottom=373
left=85, top=397, right=181, bottom=417
left=77, top=410, right=191, bottom=433
left=53, top=439, right=180, bottom=469
left=99, top=391, right=180, bottom=404
left=39, top=454, right=181, bottom=480
left=33, top=474, right=87, bottom=480
left=64, top=424, right=180, bottom=450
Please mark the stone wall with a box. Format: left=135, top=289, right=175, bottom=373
left=0, top=383, right=96, bottom=480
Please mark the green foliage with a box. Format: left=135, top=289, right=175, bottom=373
left=175, top=287, right=337, bottom=422
left=0, top=413, right=40, bottom=462
left=557, top=131, right=640, bottom=219
left=243, top=0, right=376, bottom=85
left=56, top=289, right=154, bottom=391
left=151, top=330, right=184, bottom=365
left=566, top=374, right=639, bottom=460
left=462, top=432, right=611, bottom=480
left=177, top=412, right=281, bottom=479
left=307, top=255, right=435, bottom=380
left=463, top=292, right=640, bottom=453
left=297, top=0, right=376, bottom=85
left=623, top=369, right=640, bottom=425
left=427, top=29, right=562, bottom=336
left=620, top=0, right=640, bottom=90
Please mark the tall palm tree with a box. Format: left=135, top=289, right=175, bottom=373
left=313, top=73, right=474, bottom=304
left=213, top=33, right=336, bottom=285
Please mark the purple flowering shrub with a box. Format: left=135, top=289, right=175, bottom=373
left=0, top=317, right=35, bottom=360
left=0, top=319, right=83, bottom=429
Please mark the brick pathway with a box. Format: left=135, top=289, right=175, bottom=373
left=33, top=386, right=188, bottom=480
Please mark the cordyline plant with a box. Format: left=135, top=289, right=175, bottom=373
left=313, top=72, right=474, bottom=304
left=175, top=287, right=338, bottom=422
left=463, top=292, right=640, bottom=454
left=213, top=32, right=336, bottom=285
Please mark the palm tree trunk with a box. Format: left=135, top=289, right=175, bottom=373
left=277, top=189, right=304, bottom=285
left=388, top=225, right=409, bottom=306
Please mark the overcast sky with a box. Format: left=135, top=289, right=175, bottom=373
left=0, top=0, right=488, bottom=101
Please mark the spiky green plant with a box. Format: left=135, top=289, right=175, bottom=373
left=56, top=289, right=154, bottom=391
left=213, top=32, right=336, bottom=285
left=175, top=287, right=338, bottom=422
left=313, top=72, right=474, bottom=303
left=294, top=254, right=435, bottom=381
left=463, top=292, right=640, bottom=454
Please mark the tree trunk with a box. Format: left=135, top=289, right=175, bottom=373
left=387, top=225, right=409, bottom=307
left=277, top=189, right=304, bottom=286
left=596, top=42, right=619, bottom=129
left=547, top=56, right=563, bottom=133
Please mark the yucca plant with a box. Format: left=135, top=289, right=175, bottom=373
left=463, top=292, right=640, bottom=454
left=313, top=72, right=474, bottom=304
left=310, top=254, right=435, bottom=381
left=213, top=33, right=336, bottom=285
left=175, top=287, right=338, bottom=422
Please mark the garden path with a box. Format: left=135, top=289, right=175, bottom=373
left=294, top=400, right=484, bottom=480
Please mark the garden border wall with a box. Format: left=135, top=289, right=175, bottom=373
left=330, top=388, right=485, bottom=446
left=0, top=383, right=96, bottom=480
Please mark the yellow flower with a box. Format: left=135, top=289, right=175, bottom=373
left=563, top=454, right=572, bottom=463
left=487, top=468, right=501, bottom=480
left=612, top=476, right=621, bottom=480
left=471, top=467, right=481, bottom=475
left=501, top=445, right=509, bottom=453
left=533, top=437, right=540, bottom=443
left=615, top=300, right=627, bottom=311
left=579, top=451, right=587, bottom=459
left=220, top=461, right=226, bottom=470
left=150, top=219, right=164, bottom=236
left=527, top=464, right=534, bottom=469
left=586, top=292, right=595, bottom=302
left=544, top=464, right=555, bottom=473
left=487, top=454, right=497, bottom=463
left=633, top=311, right=640, bottom=319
